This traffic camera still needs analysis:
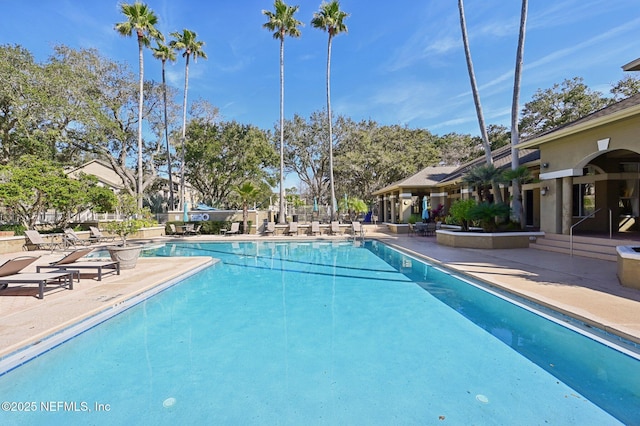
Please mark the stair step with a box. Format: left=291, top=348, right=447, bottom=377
left=532, top=239, right=617, bottom=255
left=528, top=232, right=633, bottom=262
left=530, top=243, right=617, bottom=262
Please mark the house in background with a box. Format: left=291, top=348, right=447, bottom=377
left=373, top=84, right=640, bottom=242
left=372, top=145, right=540, bottom=227
left=520, top=93, right=640, bottom=236
left=65, top=159, right=196, bottom=216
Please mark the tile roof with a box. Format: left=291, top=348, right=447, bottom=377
left=372, top=144, right=540, bottom=195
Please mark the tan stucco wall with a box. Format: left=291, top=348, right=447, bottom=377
left=539, top=115, right=640, bottom=173
left=538, top=114, right=640, bottom=234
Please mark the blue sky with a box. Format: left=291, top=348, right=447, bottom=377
left=1, top=0, right=639, bottom=138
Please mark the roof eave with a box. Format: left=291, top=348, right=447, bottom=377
left=518, top=103, right=640, bottom=149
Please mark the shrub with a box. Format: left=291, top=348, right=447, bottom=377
left=469, top=202, right=511, bottom=232
left=407, top=214, right=421, bottom=224
left=449, top=199, right=476, bottom=231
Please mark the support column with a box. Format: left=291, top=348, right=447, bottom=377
left=561, top=176, right=573, bottom=235
left=399, top=193, right=413, bottom=223
left=382, top=196, right=388, bottom=223
left=389, top=194, right=397, bottom=224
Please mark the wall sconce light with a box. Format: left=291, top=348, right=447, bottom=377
left=542, top=162, right=549, bottom=169
left=541, top=186, right=549, bottom=196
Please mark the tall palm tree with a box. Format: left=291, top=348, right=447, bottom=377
left=457, top=0, right=503, bottom=204
left=510, top=0, right=529, bottom=226
left=115, top=2, right=163, bottom=209
left=262, top=0, right=303, bottom=224
left=169, top=29, right=207, bottom=210
left=151, top=41, right=177, bottom=211
left=311, top=0, right=349, bottom=222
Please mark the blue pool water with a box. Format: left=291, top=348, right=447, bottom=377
left=0, top=241, right=638, bottom=425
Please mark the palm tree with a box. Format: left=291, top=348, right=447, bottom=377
left=311, top=0, right=349, bottom=222
left=262, top=0, right=303, bottom=224
left=510, top=0, right=529, bottom=226
left=151, top=41, right=177, bottom=211
left=457, top=0, right=503, bottom=204
left=233, top=182, right=261, bottom=234
left=503, top=165, right=532, bottom=227
left=462, top=164, right=505, bottom=203
left=169, top=29, right=207, bottom=211
left=115, top=2, right=164, bottom=209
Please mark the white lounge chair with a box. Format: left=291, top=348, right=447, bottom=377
left=24, top=230, right=62, bottom=252
left=225, top=222, right=240, bottom=236
left=351, top=222, right=365, bottom=239
left=310, top=221, right=321, bottom=236
left=63, top=228, right=93, bottom=248
left=286, top=222, right=298, bottom=236
left=89, top=226, right=116, bottom=242
left=330, top=221, right=340, bottom=235
left=263, top=222, right=275, bottom=236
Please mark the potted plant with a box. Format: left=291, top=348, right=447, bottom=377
left=104, top=194, right=145, bottom=269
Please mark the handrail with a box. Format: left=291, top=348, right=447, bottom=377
left=570, top=208, right=602, bottom=257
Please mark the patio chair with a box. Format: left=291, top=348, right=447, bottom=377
left=310, top=221, right=321, bottom=236
left=263, top=222, right=275, bottom=236
left=89, top=226, right=116, bottom=243
left=63, top=228, right=92, bottom=248
left=329, top=221, right=340, bottom=235
left=225, top=222, right=240, bottom=236
left=351, top=222, right=365, bottom=239
left=24, top=230, right=62, bottom=252
left=425, top=222, right=437, bottom=236
left=167, top=224, right=182, bottom=236
left=185, top=224, right=201, bottom=236
left=286, top=222, right=298, bottom=236
left=0, top=255, right=74, bottom=299
left=37, top=247, right=120, bottom=281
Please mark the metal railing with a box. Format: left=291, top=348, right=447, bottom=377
left=569, top=208, right=611, bottom=256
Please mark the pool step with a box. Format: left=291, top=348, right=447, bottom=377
left=529, top=233, right=628, bottom=262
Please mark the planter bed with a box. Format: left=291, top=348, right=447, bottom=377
left=616, top=246, right=640, bottom=289
left=436, top=229, right=545, bottom=249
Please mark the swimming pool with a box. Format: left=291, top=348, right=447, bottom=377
left=0, top=241, right=638, bottom=425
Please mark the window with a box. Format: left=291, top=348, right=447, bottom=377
left=572, top=183, right=595, bottom=217
left=619, top=162, right=640, bottom=217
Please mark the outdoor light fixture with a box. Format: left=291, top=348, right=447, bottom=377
left=542, top=162, right=549, bottom=168
left=541, top=186, right=549, bottom=196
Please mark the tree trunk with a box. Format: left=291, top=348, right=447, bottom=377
left=161, top=59, right=175, bottom=211
left=278, top=37, right=286, bottom=224
left=180, top=54, right=191, bottom=211
left=458, top=0, right=504, bottom=205
left=136, top=36, right=144, bottom=210
left=327, top=34, right=337, bottom=221
left=511, top=0, right=528, bottom=227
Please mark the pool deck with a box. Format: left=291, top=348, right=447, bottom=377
left=1, top=227, right=639, bottom=361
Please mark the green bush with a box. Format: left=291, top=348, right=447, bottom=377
left=407, top=214, right=421, bottom=224
left=0, top=223, right=26, bottom=236
left=449, top=199, right=476, bottom=231
left=469, top=202, right=511, bottom=232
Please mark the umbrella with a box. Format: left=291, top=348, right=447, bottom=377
left=183, top=202, right=189, bottom=222
left=313, top=197, right=318, bottom=212
left=421, top=196, right=429, bottom=221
